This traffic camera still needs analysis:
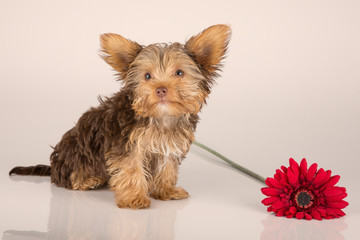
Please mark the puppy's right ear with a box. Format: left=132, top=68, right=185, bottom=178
left=100, top=33, right=143, bottom=76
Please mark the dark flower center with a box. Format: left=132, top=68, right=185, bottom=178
left=294, top=189, right=314, bottom=209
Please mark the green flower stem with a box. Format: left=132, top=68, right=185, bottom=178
left=193, top=141, right=266, bottom=184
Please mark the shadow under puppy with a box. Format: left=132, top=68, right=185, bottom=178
left=9, top=24, right=231, bottom=209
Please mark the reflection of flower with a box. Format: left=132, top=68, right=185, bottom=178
left=261, top=158, right=348, bottom=220
left=260, top=214, right=348, bottom=240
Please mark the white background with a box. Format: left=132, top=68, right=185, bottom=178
left=1, top=0, right=359, bottom=239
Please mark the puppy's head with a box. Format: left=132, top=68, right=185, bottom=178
left=100, top=24, right=231, bottom=119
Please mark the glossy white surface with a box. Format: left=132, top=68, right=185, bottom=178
left=1, top=0, right=360, bottom=239
left=1, top=149, right=358, bottom=240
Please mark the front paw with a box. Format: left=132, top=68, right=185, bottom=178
left=151, top=187, right=190, bottom=200
left=116, top=195, right=151, bottom=209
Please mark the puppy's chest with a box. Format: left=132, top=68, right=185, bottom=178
left=136, top=122, right=194, bottom=159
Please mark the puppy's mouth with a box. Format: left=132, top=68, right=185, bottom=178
left=157, top=98, right=173, bottom=105
left=157, top=97, right=167, bottom=104
left=156, top=98, right=181, bottom=111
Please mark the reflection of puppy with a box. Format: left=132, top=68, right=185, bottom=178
left=9, top=24, right=231, bottom=209
left=4, top=186, right=188, bottom=240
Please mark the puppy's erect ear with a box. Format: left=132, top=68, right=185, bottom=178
left=185, top=24, right=231, bottom=76
left=100, top=33, right=143, bottom=76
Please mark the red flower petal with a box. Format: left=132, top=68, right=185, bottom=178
left=326, top=200, right=349, bottom=209
left=317, top=208, right=327, bottom=216
left=323, top=187, right=346, bottom=197
left=289, top=206, right=297, bottom=215
left=321, top=175, right=340, bottom=189
left=289, top=158, right=300, bottom=177
left=317, top=170, right=332, bottom=187
left=287, top=169, right=298, bottom=186
left=304, top=213, right=312, bottom=220
left=276, top=208, right=285, bottom=216
left=326, top=208, right=346, bottom=217
left=272, top=200, right=285, bottom=210
left=262, top=196, right=280, bottom=206
left=295, top=212, right=304, bottom=219
left=278, top=172, right=288, bottom=185
left=299, top=158, right=307, bottom=176
left=310, top=210, right=322, bottom=220
left=261, top=187, right=282, bottom=196
left=306, top=163, right=318, bottom=182
left=274, top=169, right=282, bottom=180
left=312, top=169, right=327, bottom=186
left=265, top=177, right=284, bottom=189
left=325, top=193, right=347, bottom=202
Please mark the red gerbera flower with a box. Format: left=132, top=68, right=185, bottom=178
left=261, top=158, right=348, bottom=220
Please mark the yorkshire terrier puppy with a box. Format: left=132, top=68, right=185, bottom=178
left=9, top=24, right=231, bottom=209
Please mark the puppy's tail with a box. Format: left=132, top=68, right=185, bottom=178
left=9, top=164, right=51, bottom=176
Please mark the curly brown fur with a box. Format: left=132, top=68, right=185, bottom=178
left=9, top=24, right=231, bottom=209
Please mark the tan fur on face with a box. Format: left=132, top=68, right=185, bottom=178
left=129, top=43, right=207, bottom=118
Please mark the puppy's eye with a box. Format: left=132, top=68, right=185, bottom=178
left=144, top=73, right=151, bottom=80
left=175, top=69, right=184, bottom=77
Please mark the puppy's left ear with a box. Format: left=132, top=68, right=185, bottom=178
left=185, top=24, right=231, bottom=76
left=100, top=33, right=143, bottom=77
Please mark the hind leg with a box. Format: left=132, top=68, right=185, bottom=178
left=70, top=172, right=107, bottom=190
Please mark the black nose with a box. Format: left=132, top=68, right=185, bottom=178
left=156, top=87, right=168, bottom=97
